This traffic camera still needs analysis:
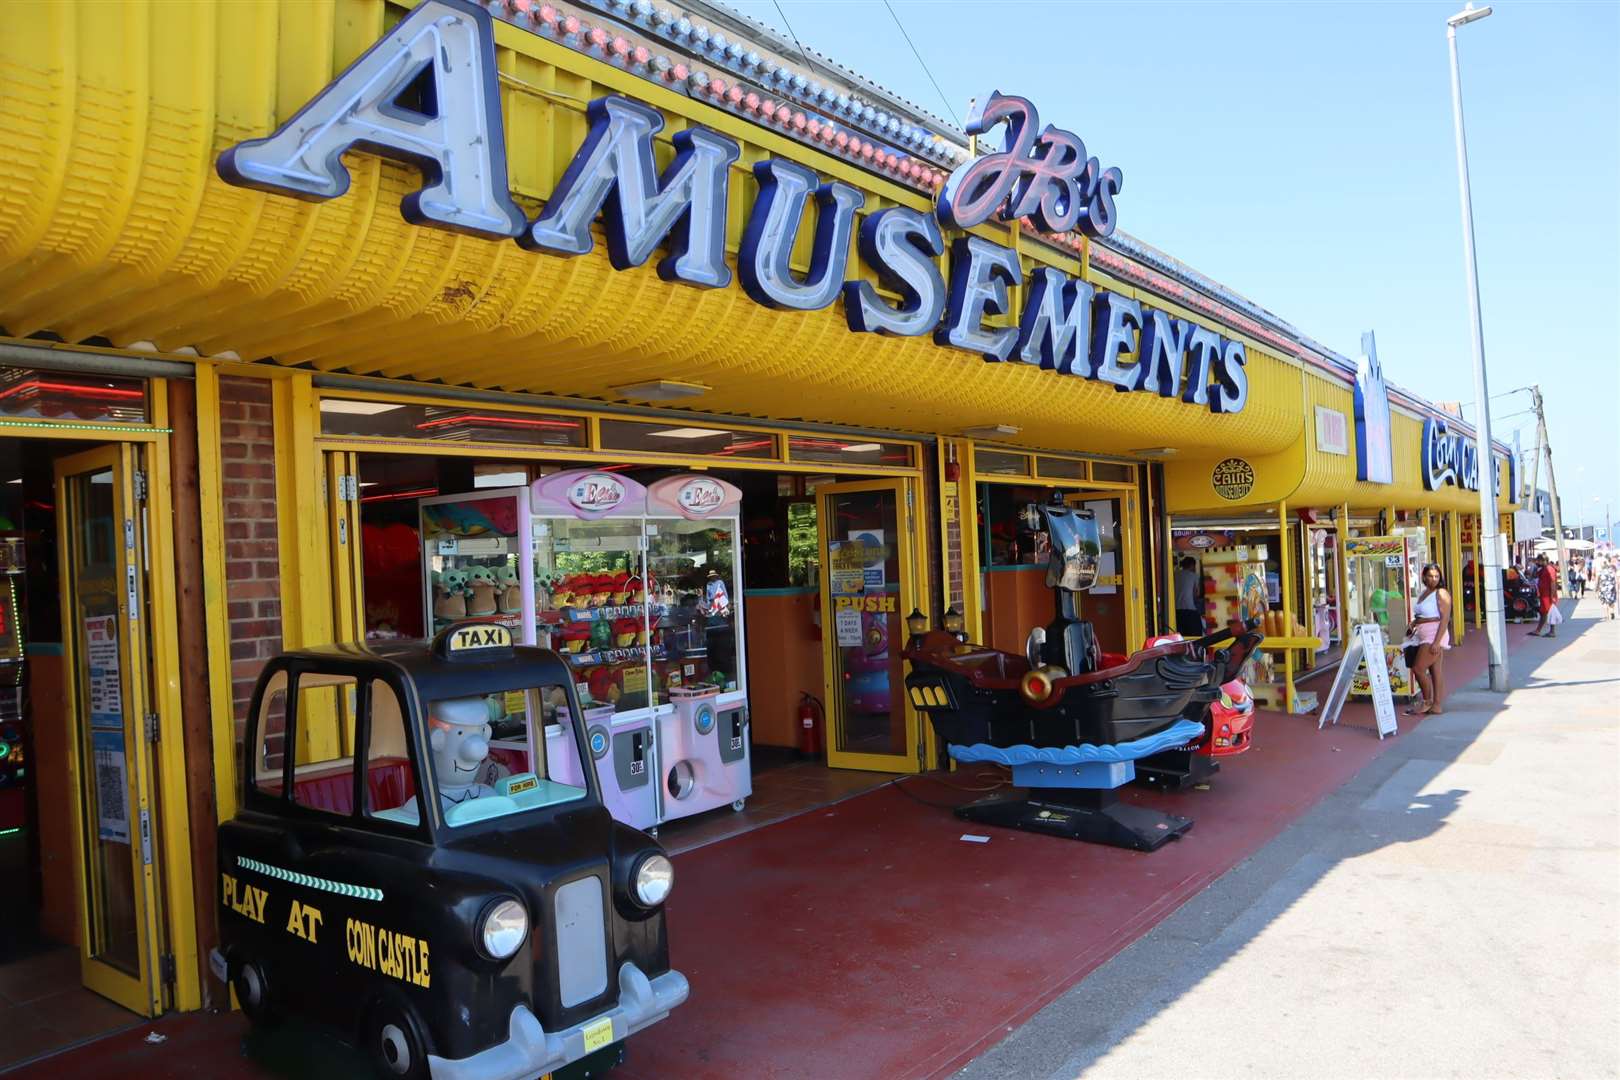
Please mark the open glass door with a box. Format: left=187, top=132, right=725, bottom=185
left=1064, top=489, right=1145, bottom=655
left=56, top=445, right=164, bottom=1016
left=818, top=479, right=922, bottom=773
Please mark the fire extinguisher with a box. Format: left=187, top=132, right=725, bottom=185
left=797, top=692, right=825, bottom=758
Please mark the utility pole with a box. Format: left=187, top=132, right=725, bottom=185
left=1531, top=386, right=1568, bottom=587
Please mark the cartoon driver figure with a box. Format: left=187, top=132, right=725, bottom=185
left=424, top=696, right=498, bottom=811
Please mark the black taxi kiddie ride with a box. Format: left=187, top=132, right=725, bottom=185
left=212, top=621, right=687, bottom=1080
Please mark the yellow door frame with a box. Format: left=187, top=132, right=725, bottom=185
left=24, top=400, right=200, bottom=1015
left=817, top=476, right=928, bottom=774
left=55, top=445, right=162, bottom=1016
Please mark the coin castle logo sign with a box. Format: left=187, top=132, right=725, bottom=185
left=218, top=0, right=1246, bottom=416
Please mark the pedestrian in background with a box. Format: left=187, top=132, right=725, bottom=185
left=1174, top=556, right=1203, bottom=639
left=1598, top=559, right=1616, bottom=620
left=1531, top=554, right=1559, bottom=637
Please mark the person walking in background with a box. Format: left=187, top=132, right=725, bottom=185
left=1599, top=558, right=1617, bottom=621
left=1174, top=556, right=1204, bottom=639
left=1531, top=554, right=1559, bottom=637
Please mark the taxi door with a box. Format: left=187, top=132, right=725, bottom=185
left=56, top=445, right=165, bottom=1016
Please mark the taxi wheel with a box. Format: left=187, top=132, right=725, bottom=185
left=364, top=1002, right=430, bottom=1080
left=232, top=959, right=281, bottom=1027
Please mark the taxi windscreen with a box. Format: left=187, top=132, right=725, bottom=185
left=369, top=684, right=590, bottom=828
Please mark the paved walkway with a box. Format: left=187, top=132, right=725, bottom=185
left=958, top=596, right=1619, bottom=1080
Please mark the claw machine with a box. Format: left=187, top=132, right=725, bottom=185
left=1344, top=529, right=1426, bottom=700
left=420, top=488, right=537, bottom=641
left=529, top=471, right=660, bottom=829
left=645, top=475, right=750, bottom=821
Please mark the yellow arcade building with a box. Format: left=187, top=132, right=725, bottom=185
left=0, top=0, right=1517, bottom=1048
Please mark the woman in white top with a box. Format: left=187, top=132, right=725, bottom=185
left=1404, top=562, right=1453, bottom=716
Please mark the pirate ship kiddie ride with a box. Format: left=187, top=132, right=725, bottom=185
left=903, top=501, right=1261, bottom=851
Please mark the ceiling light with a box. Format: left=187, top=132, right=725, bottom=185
left=1129, top=447, right=1179, bottom=459
left=648, top=426, right=730, bottom=439
left=5, top=478, right=20, bottom=485
left=612, top=379, right=711, bottom=401
left=840, top=443, right=882, bottom=453
left=320, top=399, right=406, bottom=415
left=960, top=424, right=1021, bottom=439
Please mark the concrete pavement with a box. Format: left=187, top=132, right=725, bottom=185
left=959, top=596, right=1620, bottom=1080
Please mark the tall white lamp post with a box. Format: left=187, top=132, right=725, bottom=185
left=1446, top=2, right=1509, bottom=691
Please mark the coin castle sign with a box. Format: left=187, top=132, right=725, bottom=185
left=219, top=0, right=1248, bottom=416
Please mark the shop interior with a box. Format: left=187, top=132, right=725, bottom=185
left=974, top=473, right=1139, bottom=660
left=0, top=432, right=150, bottom=1069
left=344, top=440, right=915, bottom=850
left=1170, top=515, right=1346, bottom=715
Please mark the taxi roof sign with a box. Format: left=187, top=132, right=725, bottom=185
left=435, top=621, right=515, bottom=660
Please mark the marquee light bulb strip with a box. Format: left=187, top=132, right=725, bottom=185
left=494, top=1, right=958, bottom=195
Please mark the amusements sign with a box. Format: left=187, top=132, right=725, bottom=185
left=1212, top=457, right=1255, bottom=501
left=218, top=1, right=1257, bottom=417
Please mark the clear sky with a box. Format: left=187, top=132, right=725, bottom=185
left=721, top=0, right=1620, bottom=536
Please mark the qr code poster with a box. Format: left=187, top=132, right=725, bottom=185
left=91, top=730, right=131, bottom=844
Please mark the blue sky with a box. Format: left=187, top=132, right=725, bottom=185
left=722, top=0, right=1620, bottom=535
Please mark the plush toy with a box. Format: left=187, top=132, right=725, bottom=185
left=434, top=568, right=468, bottom=622
left=496, top=565, right=522, bottom=614
left=465, top=565, right=499, bottom=617
left=400, top=696, right=497, bottom=817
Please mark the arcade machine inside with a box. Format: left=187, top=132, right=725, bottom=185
left=347, top=447, right=903, bottom=851
left=0, top=436, right=145, bottom=1069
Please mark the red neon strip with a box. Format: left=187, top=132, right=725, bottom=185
left=414, top=413, right=582, bottom=431
left=359, top=486, right=439, bottom=503
left=0, top=379, right=145, bottom=402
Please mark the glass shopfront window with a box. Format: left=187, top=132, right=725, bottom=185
left=598, top=419, right=776, bottom=459
left=320, top=398, right=586, bottom=447
left=0, top=367, right=148, bottom=424
left=787, top=435, right=914, bottom=468
left=974, top=449, right=1030, bottom=476
left=978, top=483, right=1051, bottom=566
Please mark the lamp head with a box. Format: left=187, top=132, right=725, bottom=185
left=905, top=608, right=929, bottom=637
left=1447, top=4, right=1492, bottom=27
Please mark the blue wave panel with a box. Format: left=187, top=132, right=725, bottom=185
left=947, top=718, right=1206, bottom=767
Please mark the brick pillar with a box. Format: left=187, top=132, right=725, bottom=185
left=219, top=376, right=282, bottom=754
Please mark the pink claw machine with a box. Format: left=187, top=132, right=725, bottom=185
left=645, top=475, right=750, bottom=821
left=529, top=470, right=660, bottom=830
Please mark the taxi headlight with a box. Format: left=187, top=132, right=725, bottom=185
left=632, top=853, right=674, bottom=908
left=479, top=899, right=528, bottom=960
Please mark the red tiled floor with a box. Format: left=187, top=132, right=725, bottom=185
left=6, top=626, right=1509, bottom=1080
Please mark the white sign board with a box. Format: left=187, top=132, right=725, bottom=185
left=1319, top=622, right=1399, bottom=739
left=1358, top=622, right=1399, bottom=738
left=834, top=606, right=864, bottom=648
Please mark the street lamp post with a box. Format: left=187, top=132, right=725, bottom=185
left=1445, top=2, right=1509, bottom=691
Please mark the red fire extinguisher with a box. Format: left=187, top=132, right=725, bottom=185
left=797, top=692, right=824, bottom=758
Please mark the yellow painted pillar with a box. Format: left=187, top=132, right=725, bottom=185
left=272, top=373, right=338, bottom=763
left=1337, top=503, right=1352, bottom=643
left=1472, top=517, right=1483, bottom=629
left=1449, top=510, right=1465, bottom=643
left=1278, top=499, right=1294, bottom=709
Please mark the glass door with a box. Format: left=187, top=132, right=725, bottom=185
left=818, top=479, right=922, bottom=773
left=326, top=450, right=365, bottom=643
left=55, top=445, right=164, bottom=1016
